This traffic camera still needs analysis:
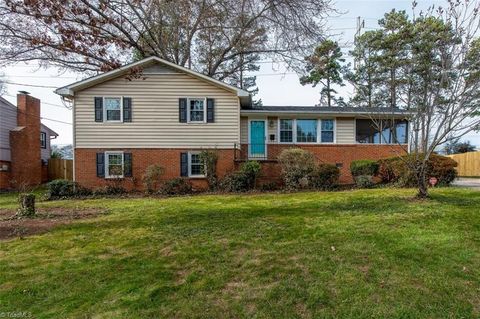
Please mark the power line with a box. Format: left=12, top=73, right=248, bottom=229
left=4, top=94, right=69, bottom=109
left=4, top=81, right=58, bottom=88
left=1, top=106, right=72, bottom=125
left=5, top=74, right=77, bottom=79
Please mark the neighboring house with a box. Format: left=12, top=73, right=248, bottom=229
left=0, top=94, right=58, bottom=190
left=55, top=56, right=408, bottom=190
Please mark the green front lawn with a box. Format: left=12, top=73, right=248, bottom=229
left=0, top=188, right=479, bottom=318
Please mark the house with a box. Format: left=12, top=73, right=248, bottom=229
left=55, top=56, right=408, bottom=190
left=0, top=94, right=58, bottom=190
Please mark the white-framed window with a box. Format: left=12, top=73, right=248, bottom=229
left=296, top=119, right=318, bottom=143
left=105, top=151, right=124, bottom=178
left=187, top=98, right=206, bottom=123
left=104, top=97, right=122, bottom=122
left=188, top=152, right=205, bottom=177
left=40, top=132, right=47, bottom=149
left=321, top=119, right=335, bottom=143
left=279, top=119, right=294, bottom=143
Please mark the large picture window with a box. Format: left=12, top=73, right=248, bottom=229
left=321, top=119, right=334, bottom=143
left=106, top=152, right=124, bottom=178
left=296, top=119, right=317, bottom=143
left=188, top=98, right=205, bottom=123
left=279, top=119, right=293, bottom=143
left=104, top=97, right=122, bottom=122
left=356, top=119, right=408, bottom=144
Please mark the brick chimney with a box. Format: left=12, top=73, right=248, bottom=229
left=9, top=93, right=42, bottom=188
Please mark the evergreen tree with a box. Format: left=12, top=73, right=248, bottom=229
left=300, top=40, right=346, bottom=107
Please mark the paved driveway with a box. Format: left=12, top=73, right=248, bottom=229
left=453, top=178, right=480, bottom=190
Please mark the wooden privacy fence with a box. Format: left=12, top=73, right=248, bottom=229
left=48, top=158, right=73, bottom=181
left=447, top=151, right=480, bottom=177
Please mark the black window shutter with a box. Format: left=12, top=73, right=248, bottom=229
left=207, top=98, right=215, bottom=123
left=179, top=98, right=187, bottom=123
left=123, top=97, right=132, bottom=122
left=124, top=153, right=132, bottom=177
left=96, top=153, right=105, bottom=177
left=94, top=97, right=103, bottom=122
left=180, top=153, right=188, bottom=177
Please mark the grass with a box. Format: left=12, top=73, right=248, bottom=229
left=0, top=187, right=479, bottom=318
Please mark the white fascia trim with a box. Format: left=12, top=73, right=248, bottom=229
left=55, top=56, right=250, bottom=98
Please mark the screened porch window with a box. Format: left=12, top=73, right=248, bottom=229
left=356, top=119, right=408, bottom=144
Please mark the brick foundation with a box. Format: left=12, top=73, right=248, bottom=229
left=238, top=144, right=407, bottom=185
left=74, top=148, right=237, bottom=191
left=75, top=144, right=406, bottom=191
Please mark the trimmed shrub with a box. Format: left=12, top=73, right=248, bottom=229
left=278, top=148, right=316, bottom=190
left=161, top=178, right=193, bottom=195
left=219, top=173, right=249, bottom=192
left=354, top=175, right=374, bottom=188
left=48, top=179, right=75, bottom=198
left=350, top=160, right=379, bottom=177
left=429, top=155, right=458, bottom=185
left=93, top=184, right=126, bottom=196
left=142, top=164, right=165, bottom=193
left=310, top=164, right=340, bottom=190
left=378, top=154, right=457, bottom=187
left=47, top=179, right=92, bottom=198
left=239, top=161, right=261, bottom=189
left=220, top=161, right=261, bottom=192
left=259, top=182, right=279, bottom=192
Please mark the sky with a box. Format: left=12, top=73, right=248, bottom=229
left=1, top=0, right=479, bottom=147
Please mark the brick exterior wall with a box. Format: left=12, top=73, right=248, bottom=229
left=75, top=144, right=406, bottom=191
left=237, top=144, right=407, bottom=185
left=8, top=94, right=42, bottom=189
left=74, top=148, right=237, bottom=191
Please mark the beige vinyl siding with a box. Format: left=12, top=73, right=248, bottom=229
left=240, top=117, right=248, bottom=143
left=336, top=118, right=355, bottom=144
left=267, top=116, right=278, bottom=143
left=75, top=73, right=240, bottom=148
left=0, top=98, right=17, bottom=161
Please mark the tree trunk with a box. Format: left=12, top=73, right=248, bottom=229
left=17, top=193, right=35, bottom=217
left=416, top=165, right=429, bottom=199
left=327, top=77, right=331, bottom=107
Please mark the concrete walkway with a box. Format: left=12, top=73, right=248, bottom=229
left=453, top=178, right=480, bottom=190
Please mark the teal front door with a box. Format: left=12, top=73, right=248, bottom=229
left=249, top=120, right=266, bottom=158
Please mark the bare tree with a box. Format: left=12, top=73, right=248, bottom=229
left=0, top=0, right=334, bottom=86
left=357, top=1, right=480, bottom=198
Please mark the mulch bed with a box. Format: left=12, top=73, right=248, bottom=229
left=0, top=208, right=106, bottom=241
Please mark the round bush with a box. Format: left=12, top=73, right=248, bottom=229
left=278, top=148, right=316, bottom=190
left=219, top=161, right=261, bottom=192
left=350, top=160, right=379, bottom=177
left=378, top=154, right=458, bottom=187
left=310, top=164, right=340, bottom=190
left=161, top=178, right=193, bottom=195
